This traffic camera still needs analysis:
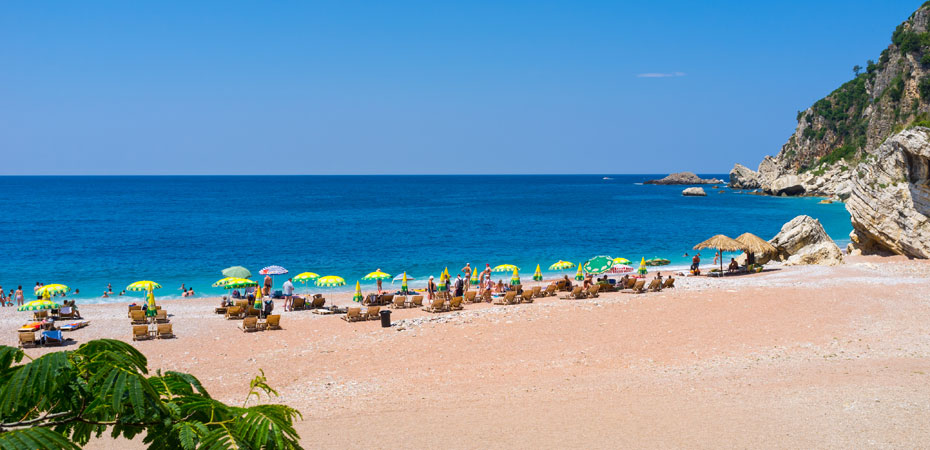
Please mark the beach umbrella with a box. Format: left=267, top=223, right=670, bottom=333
left=510, top=268, right=520, bottom=286
left=18, top=300, right=61, bottom=312
left=259, top=265, right=288, bottom=275
left=222, top=266, right=251, bottom=279
left=401, top=272, right=409, bottom=293
left=533, top=264, right=543, bottom=281
left=437, top=268, right=448, bottom=291
left=637, top=257, right=648, bottom=275
left=362, top=270, right=392, bottom=280
left=574, top=263, right=584, bottom=281
left=391, top=273, right=416, bottom=283
left=222, top=278, right=258, bottom=289
left=548, top=260, right=575, bottom=271
left=582, top=256, right=614, bottom=275
left=607, top=264, right=634, bottom=274
left=126, top=280, right=161, bottom=292
left=146, top=288, right=157, bottom=318
left=212, top=277, right=237, bottom=287
left=315, top=276, right=346, bottom=287
left=353, top=281, right=363, bottom=302
left=492, top=264, right=519, bottom=273
left=293, top=272, right=320, bottom=284
left=735, top=233, right=777, bottom=256
left=693, top=234, right=747, bottom=274
left=612, top=257, right=630, bottom=265
left=470, top=269, right=480, bottom=285
left=36, top=284, right=70, bottom=297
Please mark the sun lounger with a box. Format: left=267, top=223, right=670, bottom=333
left=648, top=279, right=663, bottom=292
left=366, top=306, right=381, bottom=321
left=587, top=285, right=600, bottom=298
left=128, top=305, right=142, bottom=317
left=42, top=330, right=64, bottom=346
left=543, top=284, right=558, bottom=297
left=450, top=296, right=464, bottom=310
left=132, top=325, right=151, bottom=341
left=392, top=296, right=407, bottom=309
left=495, top=291, right=517, bottom=305
left=60, top=320, right=89, bottom=331
left=629, top=279, right=646, bottom=294
left=155, top=310, right=169, bottom=323
left=214, top=306, right=228, bottom=314
left=381, top=294, right=394, bottom=306
left=311, top=296, right=326, bottom=309
left=291, top=296, right=306, bottom=310
left=240, top=317, right=259, bottom=332
left=521, top=290, right=535, bottom=303
left=157, top=323, right=174, bottom=339
left=343, top=307, right=363, bottom=322
left=423, top=298, right=445, bottom=313
left=560, top=286, right=585, bottom=300
left=531, top=286, right=542, bottom=298
left=247, top=307, right=261, bottom=317
left=225, top=306, right=242, bottom=320
left=556, top=280, right=569, bottom=291
left=130, top=310, right=147, bottom=325
left=264, top=314, right=281, bottom=330
left=662, top=278, right=675, bottom=288
left=464, top=291, right=478, bottom=303
left=410, top=296, right=424, bottom=308
left=59, top=307, right=77, bottom=320
left=33, top=310, right=48, bottom=321
left=18, top=331, right=37, bottom=348
left=235, top=300, right=250, bottom=308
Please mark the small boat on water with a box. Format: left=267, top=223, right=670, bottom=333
left=602, top=177, right=613, bottom=180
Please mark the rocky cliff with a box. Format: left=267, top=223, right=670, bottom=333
left=731, top=4, right=930, bottom=200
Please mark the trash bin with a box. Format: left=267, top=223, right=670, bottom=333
left=379, top=310, right=392, bottom=328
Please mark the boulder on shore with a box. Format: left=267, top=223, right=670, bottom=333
left=682, top=187, right=707, bottom=196
left=728, top=163, right=761, bottom=189
left=645, top=172, right=724, bottom=185
left=846, top=127, right=930, bottom=258
left=769, top=215, right=843, bottom=266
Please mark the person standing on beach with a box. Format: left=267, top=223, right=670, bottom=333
left=427, top=276, right=436, bottom=300
left=691, top=254, right=701, bottom=272
left=15, top=286, right=24, bottom=306
left=454, top=274, right=464, bottom=297
left=376, top=278, right=383, bottom=295
left=482, top=264, right=492, bottom=283
left=713, top=251, right=720, bottom=266
left=263, top=275, right=272, bottom=297
left=282, top=277, right=294, bottom=311
left=461, top=263, right=472, bottom=292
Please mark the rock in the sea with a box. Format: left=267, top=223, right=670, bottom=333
left=682, top=187, right=707, bottom=196
left=846, top=127, right=930, bottom=258
left=769, top=215, right=843, bottom=265
left=728, top=163, right=761, bottom=189
left=645, top=172, right=723, bottom=185
left=767, top=175, right=806, bottom=196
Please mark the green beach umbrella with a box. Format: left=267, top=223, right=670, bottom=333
left=362, top=270, right=392, bottom=280
left=548, top=260, right=575, bottom=271
left=222, top=278, right=258, bottom=289
left=353, top=281, right=363, bottom=302
left=533, top=264, right=543, bottom=281
left=126, top=280, right=161, bottom=292
left=212, top=277, right=238, bottom=287
left=146, top=289, right=157, bottom=317
left=492, top=264, right=519, bottom=273
left=510, top=268, right=520, bottom=286
left=437, top=268, right=448, bottom=291
left=36, top=284, right=70, bottom=297
left=402, top=272, right=409, bottom=292
left=293, top=272, right=320, bottom=284
left=18, top=300, right=61, bottom=312
left=222, top=266, right=251, bottom=279
left=637, top=257, right=648, bottom=275
left=470, top=268, right=480, bottom=285
left=612, top=257, right=630, bottom=265
left=315, top=276, right=346, bottom=287
left=575, top=263, right=584, bottom=281
left=582, top=256, right=614, bottom=275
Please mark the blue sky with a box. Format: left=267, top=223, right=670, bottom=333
left=0, top=1, right=921, bottom=175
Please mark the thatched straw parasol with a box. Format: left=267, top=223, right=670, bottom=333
left=693, top=234, right=747, bottom=274
left=735, top=233, right=777, bottom=255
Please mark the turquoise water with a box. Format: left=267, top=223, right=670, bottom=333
left=0, top=175, right=851, bottom=302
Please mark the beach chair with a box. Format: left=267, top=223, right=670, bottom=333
left=556, top=280, right=569, bottom=291
left=157, top=323, right=174, bottom=339
left=630, top=279, right=646, bottom=294
left=381, top=294, right=394, bottom=306
left=587, top=285, right=600, bottom=298
left=392, top=296, right=407, bottom=309
left=531, top=286, right=542, bottom=298
left=128, top=305, right=142, bottom=317
left=310, top=296, right=326, bottom=309
left=342, top=307, right=363, bottom=322
left=561, top=286, right=585, bottom=300
left=264, top=315, right=281, bottom=330
left=59, top=306, right=77, bottom=320
left=521, top=290, right=535, bottom=303
left=235, top=300, right=250, bottom=309
left=410, top=296, right=424, bottom=308
left=240, top=317, right=259, bottom=332
left=645, top=279, right=661, bottom=292
left=132, top=325, right=151, bottom=341
left=450, top=296, right=464, bottom=310
left=214, top=306, right=228, bottom=315
left=423, top=298, right=445, bottom=313
left=366, top=306, right=381, bottom=321
left=33, top=310, right=48, bottom=321
left=155, top=310, right=169, bottom=323
left=18, top=331, right=37, bottom=348
left=247, top=307, right=261, bottom=317
left=291, top=296, right=306, bottom=311
left=495, top=291, right=517, bottom=305
left=481, top=290, right=492, bottom=302
left=225, top=306, right=242, bottom=320
left=662, top=278, right=675, bottom=289
left=42, top=330, right=64, bottom=346
left=464, top=291, right=478, bottom=303
left=130, top=310, right=147, bottom=325
left=543, top=284, right=558, bottom=297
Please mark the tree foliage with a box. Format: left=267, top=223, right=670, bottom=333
left=0, top=340, right=302, bottom=449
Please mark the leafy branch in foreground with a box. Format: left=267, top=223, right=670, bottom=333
left=0, top=339, right=302, bottom=449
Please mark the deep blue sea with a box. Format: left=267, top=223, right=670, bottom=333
left=0, top=175, right=851, bottom=303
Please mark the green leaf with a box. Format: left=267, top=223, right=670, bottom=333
left=0, top=428, right=79, bottom=450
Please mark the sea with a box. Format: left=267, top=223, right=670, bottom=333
left=0, top=175, right=852, bottom=303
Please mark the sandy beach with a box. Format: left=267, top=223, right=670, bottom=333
left=7, top=255, right=929, bottom=449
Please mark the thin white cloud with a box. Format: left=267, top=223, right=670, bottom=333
left=636, top=72, right=686, bottom=78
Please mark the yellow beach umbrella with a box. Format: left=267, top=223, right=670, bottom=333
left=126, top=280, right=161, bottom=292
left=223, top=278, right=258, bottom=289
left=492, top=264, right=519, bottom=273
left=470, top=268, right=480, bottom=285
left=18, top=300, right=61, bottom=312
left=36, top=284, right=70, bottom=297
left=612, top=257, right=630, bottom=265
left=637, top=257, right=648, bottom=275
left=510, top=268, right=520, bottom=286
left=212, top=277, right=238, bottom=287
left=548, top=260, right=575, bottom=271
left=353, top=281, right=363, bottom=302
left=293, top=272, right=320, bottom=284
left=362, top=270, right=392, bottom=280
left=574, top=263, right=584, bottom=281
left=315, top=276, right=346, bottom=287
left=146, top=288, right=157, bottom=317
left=533, top=264, right=543, bottom=281
left=402, top=272, right=409, bottom=293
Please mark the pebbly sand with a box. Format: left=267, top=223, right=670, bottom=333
left=6, top=255, right=930, bottom=449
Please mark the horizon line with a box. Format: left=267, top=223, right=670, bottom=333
left=0, top=172, right=731, bottom=177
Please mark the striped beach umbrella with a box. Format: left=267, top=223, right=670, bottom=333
left=470, top=269, right=480, bottom=285
left=362, top=270, right=392, bottom=280
left=293, top=272, right=319, bottom=284
left=36, top=284, right=70, bottom=297
left=212, top=277, right=238, bottom=287
left=574, top=263, right=584, bottom=281
left=315, top=276, right=346, bottom=287
left=401, top=272, right=409, bottom=293
left=353, top=281, right=363, bottom=302
left=146, top=289, right=157, bottom=317
left=493, top=264, right=519, bottom=273
left=126, top=280, right=161, bottom=292
left=637, top=257, right=648, bottom=275
left=510, top=268, right=520, bottom=286
left=259, top=265, right=288, bottom=275
left=548, top=260, right=575, bottom=271
left=223, top=278, right=258, bottom=289
left=18, top=300, right=61, bottom=312
left=533, top=264, right=543, bottom=281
